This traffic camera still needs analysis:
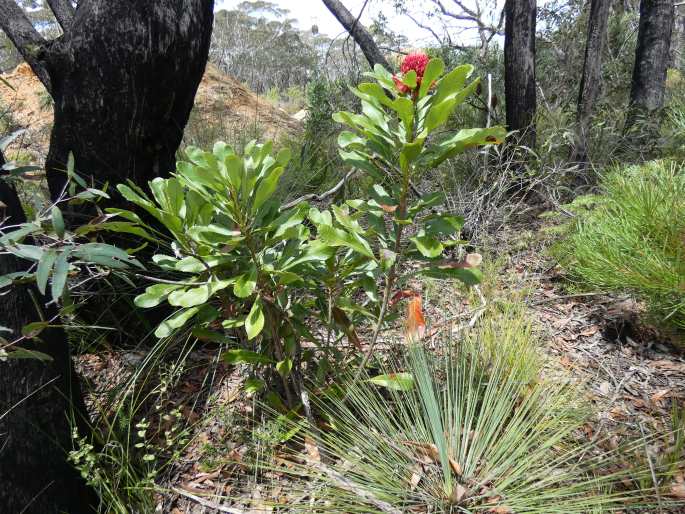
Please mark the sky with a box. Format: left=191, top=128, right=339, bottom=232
left=214, top=0, right=433, bottom=43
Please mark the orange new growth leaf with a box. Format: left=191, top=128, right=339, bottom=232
left=405, top=296, right=426, bottom=343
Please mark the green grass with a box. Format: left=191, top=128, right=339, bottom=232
left=259, top=307, right=681, bottom=513
left=553, top=159, right=685, bottom=328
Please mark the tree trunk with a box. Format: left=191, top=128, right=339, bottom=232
left=571, top=0, right=612, bottom=166
left=0, top=1, right=214, bottom=510
left=504, top=0, right=537, bottom=149
left=670, top=6, right=685, bottom=70
left=44, top=1, right=214, bottom=198
left=0, top=153, right=96, bottom=513
left=321, top=0, right=390, bottom=70
left=624, top=0, right=674, bottom=135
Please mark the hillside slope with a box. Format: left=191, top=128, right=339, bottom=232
left=0, top=63, right=301, bottom=164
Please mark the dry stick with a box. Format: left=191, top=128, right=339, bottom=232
left=315, top=463, right=402, bottom=514
left=172, top=488, right=245, bottom=514
left=640, top=422, right=664, bottom=513
left=280, top=169, right=356, bottom=211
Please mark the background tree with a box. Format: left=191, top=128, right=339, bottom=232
left=624, top=0, right=674, bottom=136
left=322, top=0, right=390, bottom=69
left=504, top=0, right=537, bottom=148
left=571, top=0, right=612, bottom=166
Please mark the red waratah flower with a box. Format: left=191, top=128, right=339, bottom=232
left=400, top=52, right=430, bottom=79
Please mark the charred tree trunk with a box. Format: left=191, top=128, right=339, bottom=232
left=44, top=1, right=214, bottom=197
left=0, top=153, right=96, bottom=513
left=322, top=0, right=390, bottom=70
left=504, top=0, right=537, bottom=149
left=0, top=1, right=214, bottom=511
left=624, top=0, right=674, bottom=136
left=571, top=0, right=612, bottom=166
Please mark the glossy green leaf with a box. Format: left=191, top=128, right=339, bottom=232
left=411, top=235, right=444, bottom=258
left=234, top=267, right=257, bottom=298
left=252, top=166, right=285, bottom=213
left=245, top=299, right=265, bottom=340
left=134, top=283, right=182, bottom=308
left=154, top=307, right=200, bottom=338
left=418, top=58, right=445, bottom=98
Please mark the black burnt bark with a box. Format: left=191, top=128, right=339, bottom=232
left=0, top=1, right=215, bottom=511
left=0, top=152, right=96, bottom=513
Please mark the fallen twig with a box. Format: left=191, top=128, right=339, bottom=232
left=281, top=169, right=356, bottom=210
left=172, top=487, right=246, bottom=514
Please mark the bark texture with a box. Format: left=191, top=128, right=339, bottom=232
left=571, top=0, right=612, bottom=165
left=504, top=0, right=537, bottom=148
left=624, top=0, right=674, bottom=133
left=322, top=0, right=390, bottom=69
left=0, top=1, right=215, bottom=510
left=44, top=0, right=214, bottom=198
left=0, top=152, right=95, bottom=513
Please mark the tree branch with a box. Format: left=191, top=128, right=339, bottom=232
left=0, top=0, right=51, bottom=92
left=46, top=0, right=75, bottom=31
left=322, top=0, right=390, bottom=69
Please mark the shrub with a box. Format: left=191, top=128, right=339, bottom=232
left=553, top=159, right=685, bottom=328
left=1, top=55, right=503, bottom=409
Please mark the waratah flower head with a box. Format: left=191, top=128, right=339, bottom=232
left=400, top=52, right=430, bottom=79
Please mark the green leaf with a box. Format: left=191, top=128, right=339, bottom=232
left=36, top=250, right=57, bottom=295
left=420, top=266, right=482, bottom=286
left=168, top=284, right=211, bottom=308
left=8, top=348, right=53, bottom=362
left=21, top=321, right=49, bottom=338
left=252, top=166, right=285, bottom=213
left=431, top=126, right=506, bottom=167
left=411, top=235, right=444, bottom=258
left=318, top=224, right=375, bottom=259
left=276, top=147, right=292, bottom=166
left=402, top=70, right=417, bottom=89
left=154, top=307, right=200, bottom=338
left=234, top=267, right=257, bottom=298
left=276, top=358, right=293, bottom=377
left=245, top=299, right=265, bottom=340
left=12, top=244, right=43, bottom=261
left=419, top=58, right=445, bottom=98
left=368, top=372, right=414, bottom=391
left=223, top=349, right=274, bottom=365
left=245, top=378, right=266, bottom=393
left=51, top=250, right=70, bottom=302
left=424, top=215, right=464, bottom=237
left=134, top=284, right=182, bottom=308
left=51, top=206, right=65, bottom=239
